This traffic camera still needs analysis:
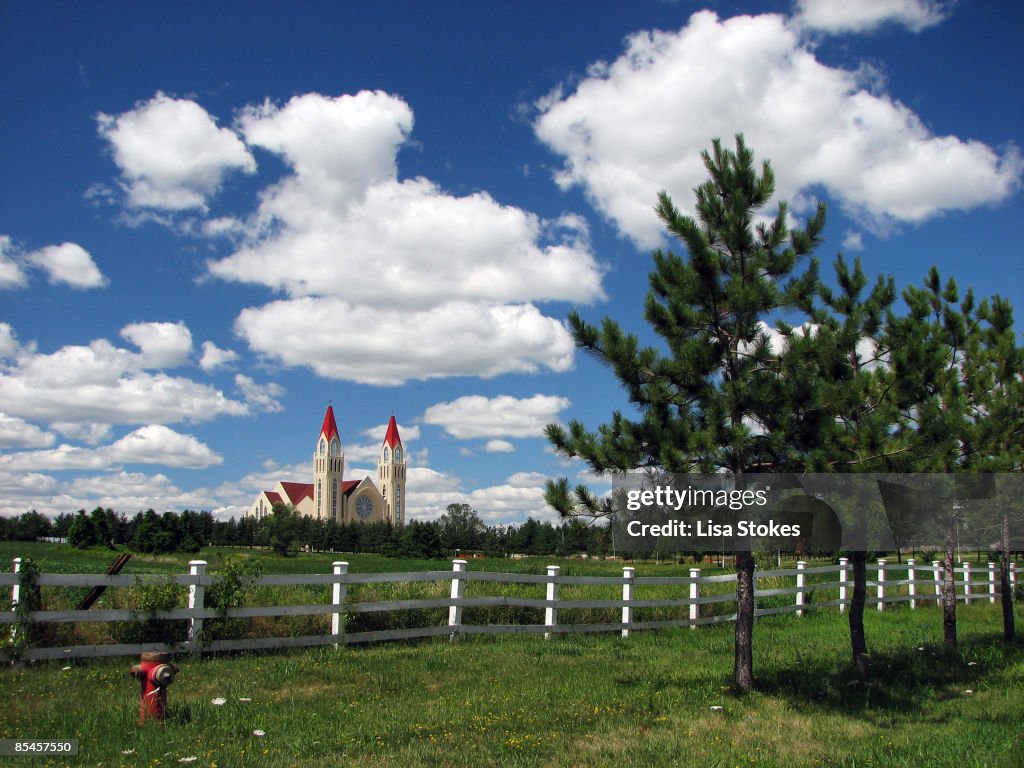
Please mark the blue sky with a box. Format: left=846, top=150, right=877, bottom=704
left=1, top=1, right=1021, bottom=524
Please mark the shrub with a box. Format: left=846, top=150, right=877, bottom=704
left=112, top=577, right=187, bottom=645
left=203, top=557, right=263, bottom=640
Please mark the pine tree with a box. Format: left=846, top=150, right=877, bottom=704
left=887, top=269, right=980, bottom=650
left=963, top=295, right=1023, bottom=641
left=545, top=136, right=823, bottom=693
left=803, top=255, right=896, bottom=679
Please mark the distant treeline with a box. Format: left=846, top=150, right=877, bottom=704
left=0, top=504, right=614, bottom=559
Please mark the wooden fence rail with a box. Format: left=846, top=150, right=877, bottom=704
left=2, top=556, right=1017, bottom=663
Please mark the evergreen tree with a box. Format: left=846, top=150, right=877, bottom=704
left=801, top=255, right=896, bottom=679
left=262, top=502, right=299, bottom=556
left=545, top=136, right=823, bottom=693
left=886, top=269, right=981, bottom=650
left=438, top=503, right=486, bottom=552
left=961, top=295, right=1023, bottom=641
left=68, top=510, right=97, bottom=549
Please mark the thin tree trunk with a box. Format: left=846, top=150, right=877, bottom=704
left=943, top=523, right=957, bottom=650
left=734, top=550, right=756, bottom=693
left=1001, top=511, right=1016, bottom=642
left=849, top=550, right=870, bottom=679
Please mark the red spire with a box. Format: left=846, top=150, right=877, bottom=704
left=320, top=405, right=340, bottom=442
left=383, top=414, right=402, bottom=447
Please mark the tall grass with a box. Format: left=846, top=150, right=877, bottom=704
left=1, top=605, right=1021, bottom=767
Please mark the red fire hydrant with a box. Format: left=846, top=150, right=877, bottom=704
left=129, top=652, right=179, bottom=723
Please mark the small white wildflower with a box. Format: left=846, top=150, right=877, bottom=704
left=211, top=698, right=227, bottom=706
left=968, top=661, right=978, bottom=667
left=253, top=729, right=266, bottom=737
left=963, top=689, right=974, bottom=695
left=917, top=646, right=925, bottom=651
left=121, top=749, right=135, bottom=755
left=62, top=666, right=72, bottom=671
left=238, top=697, right=252, bottom=703
left=178, top=758, right=197, bottom=764
left=710, top=706, right=724, bottom=712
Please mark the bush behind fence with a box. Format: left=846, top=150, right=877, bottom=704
left=1, top=556, right=1018, bottom=662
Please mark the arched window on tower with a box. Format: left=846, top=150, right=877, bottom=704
left=394, top=447, right=402, bottom=463
left=319, top=439, right=326, bottom=456
left=331, top=438, right=340, bottom=456
left=383, top=446, right=389, bottom=463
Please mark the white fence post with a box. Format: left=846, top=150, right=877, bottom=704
left=838, top=557, right=848, bottom=613
left=621, top=566, right=634, bottom=638
left=876, top=559, right=886, bottom=612
left=544, top=565, right=560, bottom=639
left=796, top=561, right=807, bottom=617
left=187, top=560, right=207, bottom=652
left=1011, top=563, right=1017, bottom=594
left=988, top=562, right=997, bottom=604
left=331, top=561, right=349, bottom=647
left=9, top=558, right=21, bottom=643
left=962, top=561, right=972, bottom=605
left=689, top=568, right=700, bottom=628
left=933, top=560, right=942, bottom=606
left=907, top=559, right=917, bottom=609
left=448, top=559, right=467, bottom=639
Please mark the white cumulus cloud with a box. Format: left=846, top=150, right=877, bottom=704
left=422, top=394, right=571, bottom=439
left=97, top=91, right=256, bottom=211
left=236, top=299, right=575, bottom=385
left=0, top=413, right=55, bottom=449
left=534, top=10, right=1022, bottom=247
left=0, top=236, right=28, bottom=289
left=234, top=374, right=285, bottom=413
left=794, top=0, right=950, bottom=34
left=25, top=243, right=108, bottom=289
left=0, top=424, right=221, bottom=471
left=0, top=324, right=248, bottom=427
left=120, top=321, right=193, bottom=368
left=199, top=90, right=601, bottom=383
left=199, top=341, right=239, bottom=371
left=484, top=439, right=516, bottom=453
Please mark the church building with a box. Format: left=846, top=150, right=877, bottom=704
left=246, top=406, right=406, bottom=526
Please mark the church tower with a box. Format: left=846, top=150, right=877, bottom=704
left=313, top=405, right=344, bottom=521
left=377, top=415, right=406, bottom=526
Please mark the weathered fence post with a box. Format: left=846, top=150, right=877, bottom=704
left=962, top=561, right=972, bottom=605
left=796, top=561, right=807, bottom=617
left=544, top=565, right=560, bottom=640
left=1011, top=563, right=1017, bottom=593
left=838, top=557, right=848, bottom=613
left=988, top=562, right=997, bottom=604
left=187, top=560, right=207, bottom=653
left=448, top=559, right=467, bottom=640
left=907, top=559, right=917, bottom=609
left=932, top=560, right=942, bottom=606
left=9, top=557, right=21, bottom=643
left=621, top=566, right=634, bottom=638
left=689, top=568, right=700, bottom=628
left=876, top=559, right=886, bottom=612
left=331, top=561, right=348, bottom=647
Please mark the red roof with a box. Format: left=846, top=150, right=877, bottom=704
left=320, top=405, right=340, bottom=443
left=383, top=414, right=402, bottom=448
left=264, top=491, right=282, bottom=506
left=280, top=482, right=314, bottom=504
left=342, top=479, right=360, bottom=497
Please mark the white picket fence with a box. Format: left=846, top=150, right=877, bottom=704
left=2, top=556, right=1017, bottom=663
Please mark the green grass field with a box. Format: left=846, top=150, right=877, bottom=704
left=2, top=606, right=1022, bottom=768
left=2, top=543, right=1022, bottom=767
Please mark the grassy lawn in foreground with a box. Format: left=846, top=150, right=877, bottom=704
left=2, top=603, right=1022, bottom=768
